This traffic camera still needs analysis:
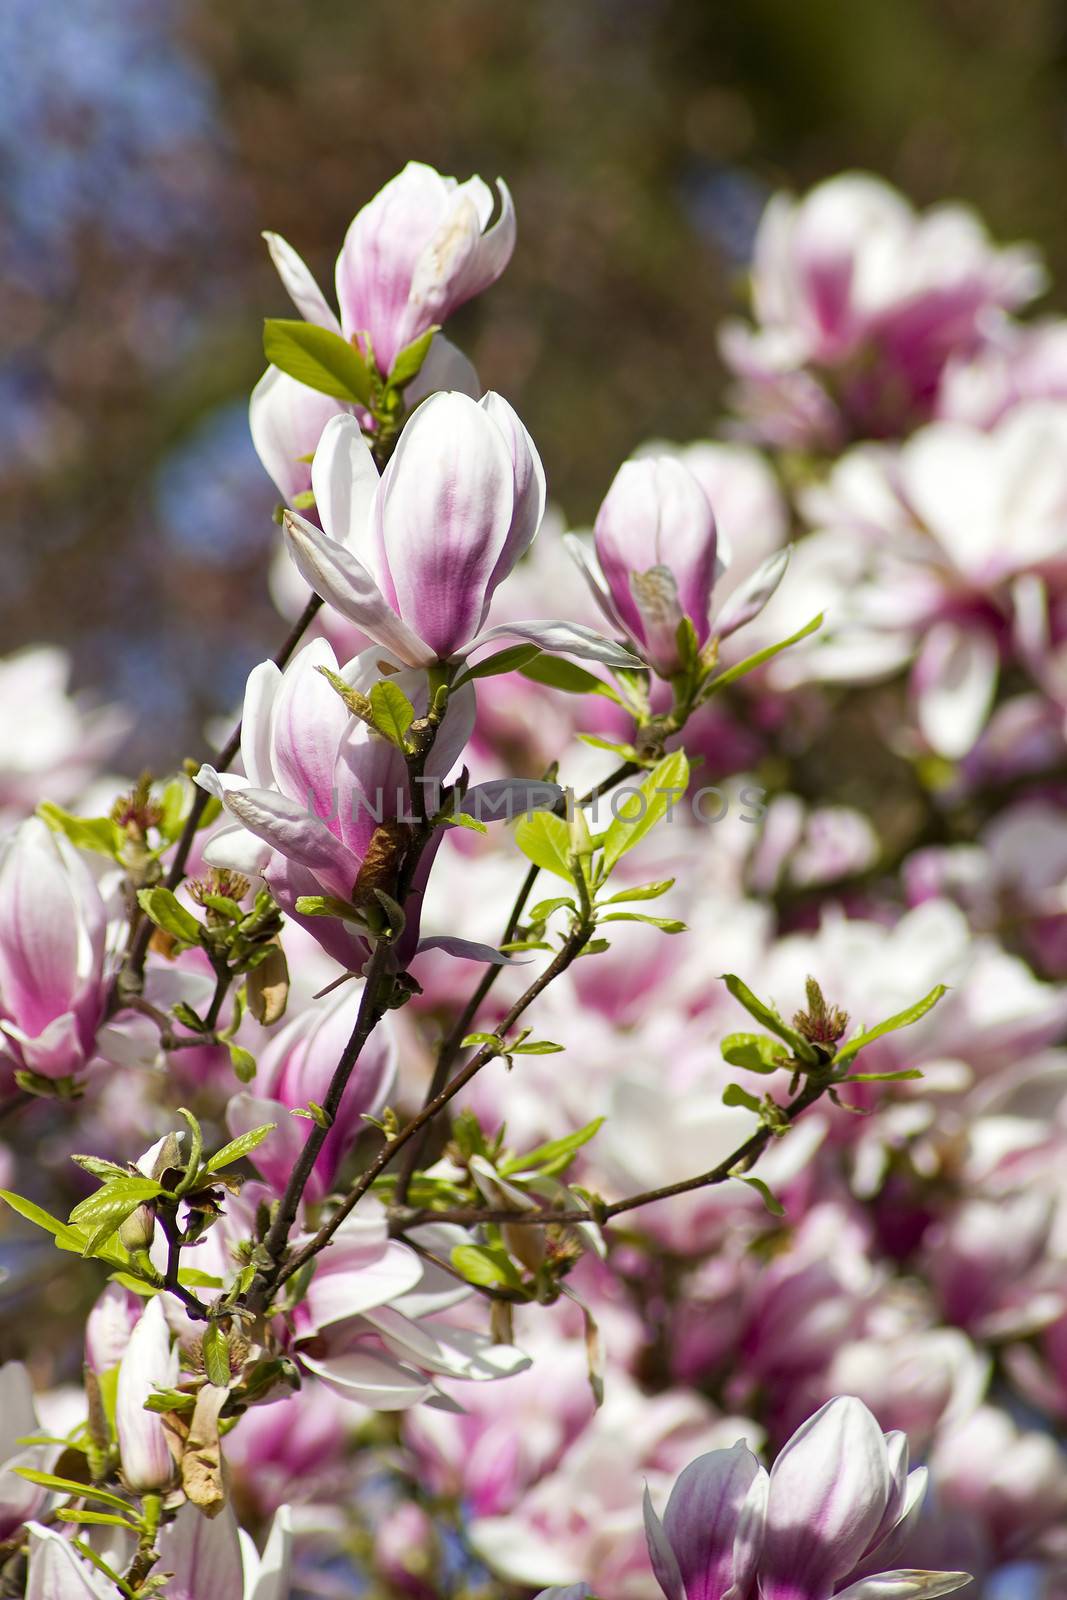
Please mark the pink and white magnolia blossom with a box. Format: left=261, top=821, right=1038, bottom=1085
left=24, top=1522, right=113, bottom=1600
left=282, top=400, right=639, bottom=670
left=721, top=172, right=1044, bottom=446
left=0, top=818, right=109, bottom=1082
left=155, top=1500, right=293, bottom=1600
left=264, top=160, right=515, bottom=376
left=289, top=1200, right=530, bottom=1409
left=196, top=637, right=475, bottom=968
left=0, top=646, right=128, bottom=827
left=644, top=1399, right=969, bottom=1600
left=0, top=1362, right=54, bottom=1541
left=470, top=1378, right=749, bottom=1596
left=567, top=454, right=788, bottom=677
left=795, top=400, right=1067, bottom=757
left=227, top=982, right=395, bottom=1202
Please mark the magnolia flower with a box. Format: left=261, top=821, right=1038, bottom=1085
left=226, top=981, right=396, bottom=1201
left=0, top=646, right=128, bottom=827
left=567, top=455, right=788, bottom=678
left=0, top=817, right=108, bottom=1080
left=197, top=636, right=558, bottom=970
left=265, top=160, right=515, bottom=375
left=643, top=1399, right=969, bottom=1600
left=290, top=1202, right=530, bottom=1409
left=25, top=1523, right=113, bottom=1600
left=156, top=1500, right=292, bottom=1600
left=196, top=637, right=476, bottom=968
left=796, top=399, right=1067, bottom=757
left=282, top=401, right=639, bottom=670
left=0, top=1362, right=53, bottom=1540
left=115, top=1295, right=179, bottom=1492
left=721, top=172, right=1044, bottom=446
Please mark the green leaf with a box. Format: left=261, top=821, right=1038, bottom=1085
left=177, top=1268, right=224, bottom=1289
left=513, top=811, right=575, bottom=883
left=601, top=879, right=675, bottom=904
left=722, top=1083, right=762, bottom=1113
left=739, top=1175, right=785, bottom=1216
left=598, top=912, right=686, bottom=933
left=15, top=1469, right=133, bottom=1512
left=38, top=802, right=123, bottom=859
left=228, top=1044, right=257, bottom=1084
left=834, top=984, right=948, bottom=1067
left=602, top=750, right=689, bottom=872
left=388, top=324, right=439, bottom=388
left=69, top=1178, right=162, bottom=1256
left=442, top=810, right=488, bottom=834
left=510, top=1039, right=565, bottom=1055
left=453, top=643, right=543, bottom=690
left=158, top=779, right=189, bottom=843
left=199, top=893, right=244, bottom=922
left=519, top=655, right=623, bottom=702
left=450, top=1243, right=522, bottom=1289
left=461, top=1032, right=502, bottom=1048
left=202, top=1324, right=231, bottom=1386
left=527, top=896, right=574, bottom=922
left=706, top=613, right=823, bottom=693
left=205, top=1123, right=276, bottom=1173
left=500, top=1117, right=605, bottom=1178
left=293, top=893, right=363, bottom=921
left=840, top=1069, right=925, bottom=1083
left=263, top=318, right=372, bottom=404
left=136, top=887, right=202, bottom=947
left=720, top=1032, right=784, bottom=1074
left=57, top=1509, right=141, bottom=1530
left=171, top=1000, right=209, bottom=1034
left=721, top=975, right=821, bottom=1065
left=369, top=679, right=415, bottom=747
left=2, top=1189, right=94, bottom=1252
left=71, top=1156, right=131, bottom=1182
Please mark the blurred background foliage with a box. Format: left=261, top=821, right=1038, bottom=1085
left=2, top=0, right=1066, bottom=769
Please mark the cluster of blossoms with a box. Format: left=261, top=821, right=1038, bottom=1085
left=3, top=155, right=1067, bottom=1600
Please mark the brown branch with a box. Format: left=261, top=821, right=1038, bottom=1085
left=267, top=914, right=596, bottom=1296
left=391, top=1071, right=830, bottom=1234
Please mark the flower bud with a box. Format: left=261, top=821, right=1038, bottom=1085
left=115, top=1296, right=179, bottom=1493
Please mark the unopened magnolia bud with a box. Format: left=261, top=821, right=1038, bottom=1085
left=118, top=1203, right=156, bottom=1253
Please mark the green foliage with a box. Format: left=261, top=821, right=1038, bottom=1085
left=263, top=318, right=373, bottom=404
left=602, top=750, right=689, bottom=871
left=514, top=810, right=575, bottom=883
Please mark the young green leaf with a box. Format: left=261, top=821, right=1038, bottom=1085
left=228, top=1044, right=257, bottom=1084
left=721, top=975, right=821, bottom=1065
left=738, top=1175, right=785, bottom=1216
left=602, top=750, right=689, bottom=872
left=387, top=325, right=439, bottom=387
left=201, top=1324, right=232, bottom=1387
left=598, top=912, right=686, bottom=933
left=600, top=879, right=675, bottom=904
left=37, top=802, right=123, bottom=859
left=263, top=318, right=372, bottom=404
left=833, top=984, right=947, bottom=1067
left=499, top=1117, right=606, bottom=1178
left=369, top=679, right=415, bottom=747
left=519, top=655, right=622, bottom=702
left=720, top=1032, right=784, bottom=1074
left=722, top=1083, right=762, bottom=1113
left=450, top=1243, right=523, bottom=1289
left=510, top=1039, right=565, bottom=1055
left=204, top=1123, right=277, bottom=1173
left=15, top=1470, right=133, bottom=1512
left=452, top=643, right=542, bottom=689
left=705, top=612, right=823, bottom=694
left=136, top=888, right=202, bottom=947
left=513, top=811, right=575, bottom=883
